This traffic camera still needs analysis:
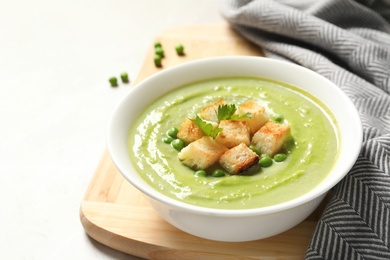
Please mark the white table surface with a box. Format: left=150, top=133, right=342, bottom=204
left=0, top=0, right=223, bottom=259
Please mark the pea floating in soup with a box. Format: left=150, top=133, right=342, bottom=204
left=128, top=77, right=339, bottom=209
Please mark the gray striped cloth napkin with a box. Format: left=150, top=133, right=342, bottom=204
left=219, top=0, right=390, bottom=259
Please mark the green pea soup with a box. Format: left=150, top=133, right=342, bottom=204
left=128, top=77, right=339, bottom=209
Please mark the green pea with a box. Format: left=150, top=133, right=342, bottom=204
left=162, top=136, right=173, bottom=144
left=171, top=139, right=185, bottom=151
left=259, top=156, right=273, bottom=167
left=175, top=44, right=184, bottom=55
left=274, top=153, right=287, bottom=162
left=155, top=46, right=164, bottom=57
left=194, top=170, right=207, bottom=177
left=272, top=114, right=284, bottom=123
left=249, top=145, right=261, bottom=156
left=120, top=72, right=129, bottom=83
left=166, top=127, right=178, bottom=138
left=154, top=42, right=162, bottom=48
left=154, top=54, right=162, bottom=67
left=108, top=77, right=118, bottom=87
left=211, top=169, right=226, bottom=177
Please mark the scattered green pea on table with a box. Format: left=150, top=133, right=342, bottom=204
left=175, top=43, right=185, bottom=55
left=153, top=42, right=186, bottom=67
left=153, top=42, right=164, bottom=67
left=109, top=72, right=130, bottom=87
left=155, top=46, right=164, bottom=58
left=154, top=54, right=162, bottom=67
left=109, top=77, right=118, bottom=87
left=120, top=72, right=129, bottom=83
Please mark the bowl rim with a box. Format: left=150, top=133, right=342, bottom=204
left=108, top=56, right=363, bottom=217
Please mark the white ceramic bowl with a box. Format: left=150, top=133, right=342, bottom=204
left=107, top=56, right=362, bottom=242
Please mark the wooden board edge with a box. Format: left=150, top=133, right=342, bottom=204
left=79, top=201, right=160, bottom=259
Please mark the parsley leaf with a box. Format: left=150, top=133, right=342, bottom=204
left=217, top=104, right=252, bottom=122
left=230, top=112, right=252, bottom=120
left=190, top=103, right=253, bottom=138
left=217, top=104, right=237, bottom=122
left=191, top=115, right=222, bottom=138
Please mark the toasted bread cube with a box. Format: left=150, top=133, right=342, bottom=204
left=215, top=120, right=250, bottom=148
left=219, top=143, right=259, bottom=174
left=251, top=121, right=291, bottom=156
left=178, top=136, right=228, bottom=170
left=237, top=100, right=268, bottom=135
left=198, top=99, right=225, bottom=122
left=177, top=118, right=204, bottom=144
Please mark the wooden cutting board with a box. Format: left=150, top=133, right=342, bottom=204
left=80, top=23, right=326, bottom=260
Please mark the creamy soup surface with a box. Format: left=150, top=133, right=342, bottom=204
left=128, top=77, right=339, bottom=209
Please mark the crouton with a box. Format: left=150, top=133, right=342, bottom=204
left=251, top=121, right=291, bottom=156
left=178, top=136, right=228, bottom=170
left=177, top=118, right=204, bottom=144
left=219, top=143, right=259, bottom=174
left=198, top=99, right=225, bottom=122
left=236, top=100, right=268, bottom=135
left=215, top=120, right=250, bottom=148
